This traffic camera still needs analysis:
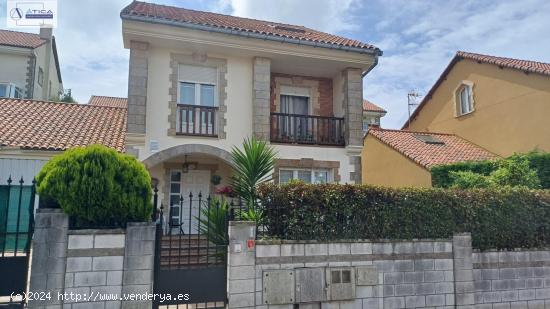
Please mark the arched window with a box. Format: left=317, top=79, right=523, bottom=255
left=454, top=81, right=474, bottom=116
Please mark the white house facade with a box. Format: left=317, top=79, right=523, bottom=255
left=0, top=28, right=63, bottom=101
left=120, top=1, right=382, bottom=212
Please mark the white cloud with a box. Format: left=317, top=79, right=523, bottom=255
left=364, top=0, right=550, bottom=129
left=217, top=0, right=359, bottom=33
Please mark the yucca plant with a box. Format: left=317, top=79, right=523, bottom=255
left=230, top=137, right=277, bottom=211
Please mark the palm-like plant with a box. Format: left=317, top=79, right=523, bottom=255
left=230, top=137, right=277, bottom=210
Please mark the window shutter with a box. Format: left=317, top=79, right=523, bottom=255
left=178, top=64, right=217, bottom=85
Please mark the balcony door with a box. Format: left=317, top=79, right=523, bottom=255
left=280, top=94, right=310, bottom=140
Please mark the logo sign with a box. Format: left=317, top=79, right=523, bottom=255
left=7, top=0, right=58, bottom=28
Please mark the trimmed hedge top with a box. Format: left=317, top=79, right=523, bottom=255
left=431, top=151, right=550, bottom=189
left=36, top=145, right=153, bottom=228
left=257, top=183, right=550, bottom=250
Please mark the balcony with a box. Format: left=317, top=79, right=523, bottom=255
left=270, top=113, right=345, bottom=146
left=176, top=104, right=218, bottom=137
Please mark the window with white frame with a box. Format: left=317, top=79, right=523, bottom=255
left=169, top=170, right=182, bottom=227
left=279, top=168, right=331, bottom=184
left=0, top=83, right=23, bottom=98
left=178, top=64, right=217, bottom=106
left=455, top=83, right=474, bottom=116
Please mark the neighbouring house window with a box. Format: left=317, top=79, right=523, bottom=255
left=0, top=84, right=7, bottom=97
left=38, top=67, right=44, bottom=87
left=279, top=168, right=330, bottom=184
left=14, top=86, right=22, bottom=99
left=169, top=170, right=182, bottom=227
left=455, top=83, right=474, bottom=116
left=363, top=115, right=380, bottom=131
left=0, top=83, right=23, bottom=98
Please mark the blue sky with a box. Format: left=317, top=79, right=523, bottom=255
left=2, top=0, right=550, bottom=128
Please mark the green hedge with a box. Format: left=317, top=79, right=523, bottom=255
left=37, top=145, right=153, bottom=228
left=431, top=152, right=550, bottom=189
left=257, top=183, right=550, bottom=250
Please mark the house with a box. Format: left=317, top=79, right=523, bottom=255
left=362, top=99, right=386, bottom=131
left=0, top=98, right=126, bottom=181
left=361, top=128, right=497, bottom=187
left=119, top=1, right=382, bottom=212
left=0, top=28, right=63, bottom=101
left=403, top=51, right=550, bottom=157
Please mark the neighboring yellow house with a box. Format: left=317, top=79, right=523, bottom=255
left=362, top=128, right=497, bottom=187
left=403, top=51, right=550, bottom=157
left=362, top=51, right=550, bottom=187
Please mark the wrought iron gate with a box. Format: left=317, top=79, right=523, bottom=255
left=0, top=177, right=35, bottom=308
left=152, top=189, right=242, bottom=309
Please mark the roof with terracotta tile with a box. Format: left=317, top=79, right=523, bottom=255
left=367, top=128, right=498, bottom=168
left=0, top=99, right=127, bottom=152
left=403, top=51, right=550, bottom=129
left=120, top=1, right=381, bottom=55
left=0, top=29, right=46, bottom=49
left=363, top=99, right=386, bottom=113
left=88, top=95, right=128, bottom=109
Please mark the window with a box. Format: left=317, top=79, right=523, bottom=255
left=168, top=170, right=183, bottom=228
left=177, top=64, right=217, bottom=106
left=362, top=116, right=380, bottom=131
left=14, top=86, right=22, bottom=99
left=38, top=67, right=44, bottom=87
left=279, top=169, right=330, bottom=184
left=0, top=83, right=23, bottom=98
left=455, top=82, right=474, bottom=116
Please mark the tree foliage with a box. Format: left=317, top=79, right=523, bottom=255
left=36, top=145, right=152, bottom=227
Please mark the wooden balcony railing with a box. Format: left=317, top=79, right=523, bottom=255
left=176, top=104, right=218, bottom=137
left=270, top=113, right=345, bottom=146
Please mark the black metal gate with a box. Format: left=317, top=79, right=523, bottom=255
left=152, top=189, right=242, bottom=309
left=0, top=177, right=36, bottom=308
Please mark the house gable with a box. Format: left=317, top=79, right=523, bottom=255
left=406, top=56, right=550, bottom=157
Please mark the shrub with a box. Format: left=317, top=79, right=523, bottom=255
left=36, top=145, right=153, bottom=228
left=432, top=151, right=550, bottom=189
left=257, top=183, right=550, bottom=250
left=449, top=170, right=492, bottom=189
left=490, top=155, right=540, bottom=188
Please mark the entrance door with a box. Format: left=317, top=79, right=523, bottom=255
left=181, top=170, right=210, bottom=234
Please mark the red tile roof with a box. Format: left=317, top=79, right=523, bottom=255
left=0, top=29, right=46, bottom=49
left=457, top=51, right=550, bottom=76
left=363, top=99, right=386, bottom=113
left=121, top=1, right=380, bottom=55
left=403, top=51, right=550, bottom=129
left=88, top=95, right=128, bottom=109
left=367, top=128, right=498, bottom=168
left=0, top=99, right=127, bottom=152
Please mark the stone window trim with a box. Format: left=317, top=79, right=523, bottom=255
left=273, top=158, right=340, bottom=183
left=168, top=53, right=227, bottom=139
left=271, top=73, right=333, bottom=116
left=453, top=80, right=476, bottom=118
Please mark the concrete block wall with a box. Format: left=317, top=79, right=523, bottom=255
left=228, top=222, right=456, bottom=309
left=473, top=250, right=550, bottom=308
left=28, top=210, right=155, bottom=309
left=64, top=229, right=125, bottom=309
